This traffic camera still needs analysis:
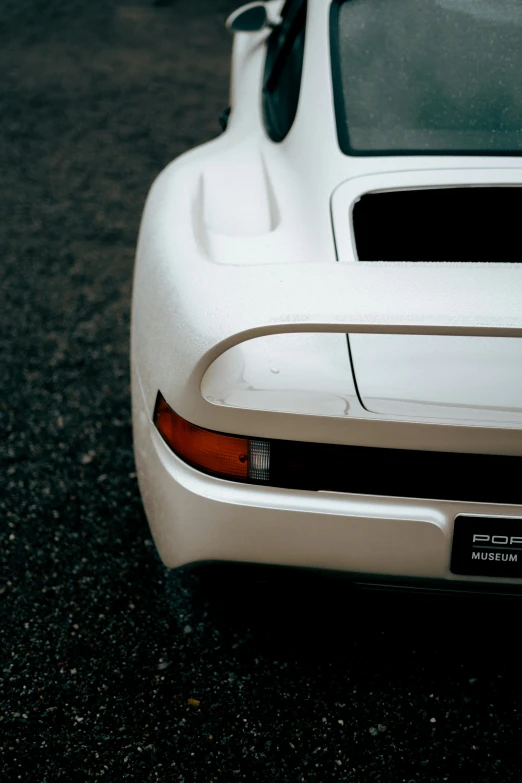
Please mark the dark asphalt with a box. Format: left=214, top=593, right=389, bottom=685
left=1, top=1, right=522, bottom=780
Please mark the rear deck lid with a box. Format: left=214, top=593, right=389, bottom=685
left=349, top=333, right=522, bottom=423
left=332, top=173, right=522, bottom=424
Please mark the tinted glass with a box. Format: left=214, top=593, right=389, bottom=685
left=333, top=0, right=522, bottom=154
left=263, top=0, right=306, bottom=141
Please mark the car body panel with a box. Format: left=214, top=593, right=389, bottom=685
left=133, top=158, right=522, bottom=446
left=133, top=366, right=522, bottom=583
left=330, top=169, right=522, bottom=424
left=350, top=334, right=522, bottom=424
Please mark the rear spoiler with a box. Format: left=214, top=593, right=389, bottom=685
left=132, top=161, right=522, bottom=428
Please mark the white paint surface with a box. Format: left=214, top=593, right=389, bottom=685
left=131, top=0, right=522, bottom=578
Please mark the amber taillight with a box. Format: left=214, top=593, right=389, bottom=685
left=153, top=392, right=270, bottom=482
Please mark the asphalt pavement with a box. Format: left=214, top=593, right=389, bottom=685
left=2, top=1, right=522, bottom=781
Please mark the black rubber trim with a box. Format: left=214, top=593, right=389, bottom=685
left=267, top=439, right=522, bottom=505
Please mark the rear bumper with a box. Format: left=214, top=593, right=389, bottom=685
left=133, top=375, right=522, bottom=585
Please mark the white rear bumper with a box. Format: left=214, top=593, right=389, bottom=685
left=133, top=376, right=522, bottom=585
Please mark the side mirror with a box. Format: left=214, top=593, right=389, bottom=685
left=226, top=2, right=271, bottom=33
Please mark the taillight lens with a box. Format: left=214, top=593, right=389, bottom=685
left=153, top=392, right=270, bottom=482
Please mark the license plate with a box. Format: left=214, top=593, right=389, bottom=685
left=451, top=515, right=522, bottom=578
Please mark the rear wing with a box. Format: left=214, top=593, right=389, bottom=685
left=132, top=161, right=522, bottom=430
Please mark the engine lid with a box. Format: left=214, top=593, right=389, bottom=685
left=349, top=334, right=522, bottom=424
left=331, top=169, right=522, bottom=425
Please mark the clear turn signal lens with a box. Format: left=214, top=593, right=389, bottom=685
left=248, top=440, right=271, bottom=481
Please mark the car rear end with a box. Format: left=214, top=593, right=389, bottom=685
left=132, top=0, right=522, bottom=590
left=131, top=160, right=522, bottom=588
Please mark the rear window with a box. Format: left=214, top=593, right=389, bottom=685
left=331, top=0, right=522, bottom=155
left=352, top=187, right=522, bottom=261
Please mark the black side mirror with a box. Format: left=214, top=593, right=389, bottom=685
left=226, top=2, right=271, bottom=33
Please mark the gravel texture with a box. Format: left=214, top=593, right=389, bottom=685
left=1, top=1, right=522, bottom=780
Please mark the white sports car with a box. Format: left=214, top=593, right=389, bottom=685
left=132, top=0, right=522, bottom=589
